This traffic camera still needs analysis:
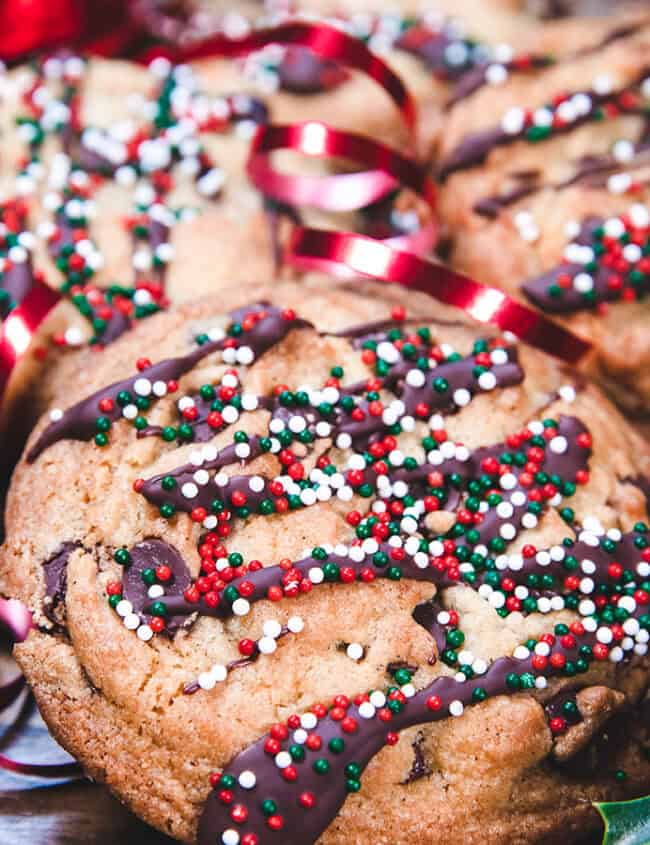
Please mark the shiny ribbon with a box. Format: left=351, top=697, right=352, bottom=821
left=0, top=597, right=81, bottom=778
left=0, top=280, right=61, bottom=406
left=142, top=21, right=417, bottom=133
left=287, top=228, right=592, bottom=363
left=248, top=121, right=435, bottom=212
left=0, top=0, right=138, bottom=62
left=247, top=121, right=438, bottom=260
left=139, top=17, right=434, bottom=254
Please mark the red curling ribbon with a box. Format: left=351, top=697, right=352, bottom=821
left=247, top=121, right=435, bottom=213
left=0, top=597, right=82, bottom=779
left=140, top=21, right=416, bottom=134
left=287, top=228, right=591, bottom=364
left=0, top=598, right=32, bottom=644
left=0, top=0, right=136, bottom=63
left=0, top=279, right=61, bottom=406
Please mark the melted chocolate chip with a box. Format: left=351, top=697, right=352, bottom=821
left=396, top=27, right=469, bottom=80
left=42, top=542, right=82, bottom=625
left=545, top=689, right=583, bottom=725
left=122, top=539, right=192, bottom=632
left=276, top=46, right=347, bottom=94
left=402, top=733, right=432, bottom=784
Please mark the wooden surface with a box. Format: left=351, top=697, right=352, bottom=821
left=0, top=783, right=174, bottom=845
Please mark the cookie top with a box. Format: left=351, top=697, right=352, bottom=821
left=436, top=15, right=650, bottom=410
left=1, top=279, right=649, bottom=845
left=0, top=9, right=527, bottom=438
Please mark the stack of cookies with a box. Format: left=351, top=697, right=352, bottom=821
left=0, top=2, right=648, bottom=844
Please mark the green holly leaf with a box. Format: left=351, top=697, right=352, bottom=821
left=596, top=796, right=650, bottom=845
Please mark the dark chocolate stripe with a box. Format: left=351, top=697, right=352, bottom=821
left=27, top=306, right=310, bottom=462
left=439, top=71, right=650, bottom=179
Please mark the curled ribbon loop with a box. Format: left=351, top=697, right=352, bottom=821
left=148, top=21, right=416, bottom=134
left=0, top=280, right=61, bottom=407
left=287, top=228, right=592, bottom=364
left=247, top=121, right=435, bottom=213
left=0, top=597, right=81, bottom=778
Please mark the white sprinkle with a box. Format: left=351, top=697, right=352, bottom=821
left=212, top=664, right=228, bottom=682
left=181, top=482, right=199, bottom=500
left=358, top=702, right=376, bottom=719
left=449, top=700, right=464, bottom=717
left=137, top=625, right=153, bottom=642
left=501, top=106, right=525, bottom=135
left=287, top=616, right=304, bottom=633
left=609, top=646, right=624, bottom=663
left=133, top=378, right=152, bottom=397
left=232, top=598, right=250, bottom=616
left=346, top=643, right=364, bottom=661
left=258, top=636, right=277, bottom=655
left=607, top=172, right=632, bottom=195
left=558, top=385, right=576, bottom=403
left=263, top=619, right=282, bottom=639
left=453, top=388, right=471, bottom=407
left=115, top=599, right=133, bottom=617
left=573, top=273, right=593, bottom=293
left=592, top=74, right=613, bottom=95
left=198, top=672, right=216, bottom=691
left=249, top=476, right=265, bottom=493
left=124, top=613, right=140, bottom=630
left=406, top=369, right=426, bottom=388
left=300, top=713, right=317, bottom=730
left=486, top=63, right=507, bottom=85
left=478, top=372, right=497, bottom=391
left=238, top=771, right=256, bottom=789
left=549, top=436, right=567, bottom=454
left=308, top=567, right=324, bottom=584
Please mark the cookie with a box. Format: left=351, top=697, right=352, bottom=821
left=1, top=279, right=648, bottom=845
left=436, top=15, right=650, bottom=411
left=0, top=11, right=511, bottom=441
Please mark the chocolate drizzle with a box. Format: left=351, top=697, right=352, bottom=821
left=395, top=27, right=476, bottom=80
left=27, top=305, right=310, bottom=462
left=137, top=345, right=525, bottom=517
left=27, top=340, right=221, bottom=463
left=140, top=437, right=266, bottom=514
left=144, top=414, right=590, bottom=621
left=522, top=215, right=650, bottom=313
left=473, top=132, right=650, bottom=218
left=197, top=534, right=646, bottom=845
left=447, top=56, right=554, bottom=109
left=276, top=46, right=347, bottom=94
left=439, top=71, right=650, bottom=179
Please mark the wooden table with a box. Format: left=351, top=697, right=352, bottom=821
left=0, top=782, right=174, bottom=845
